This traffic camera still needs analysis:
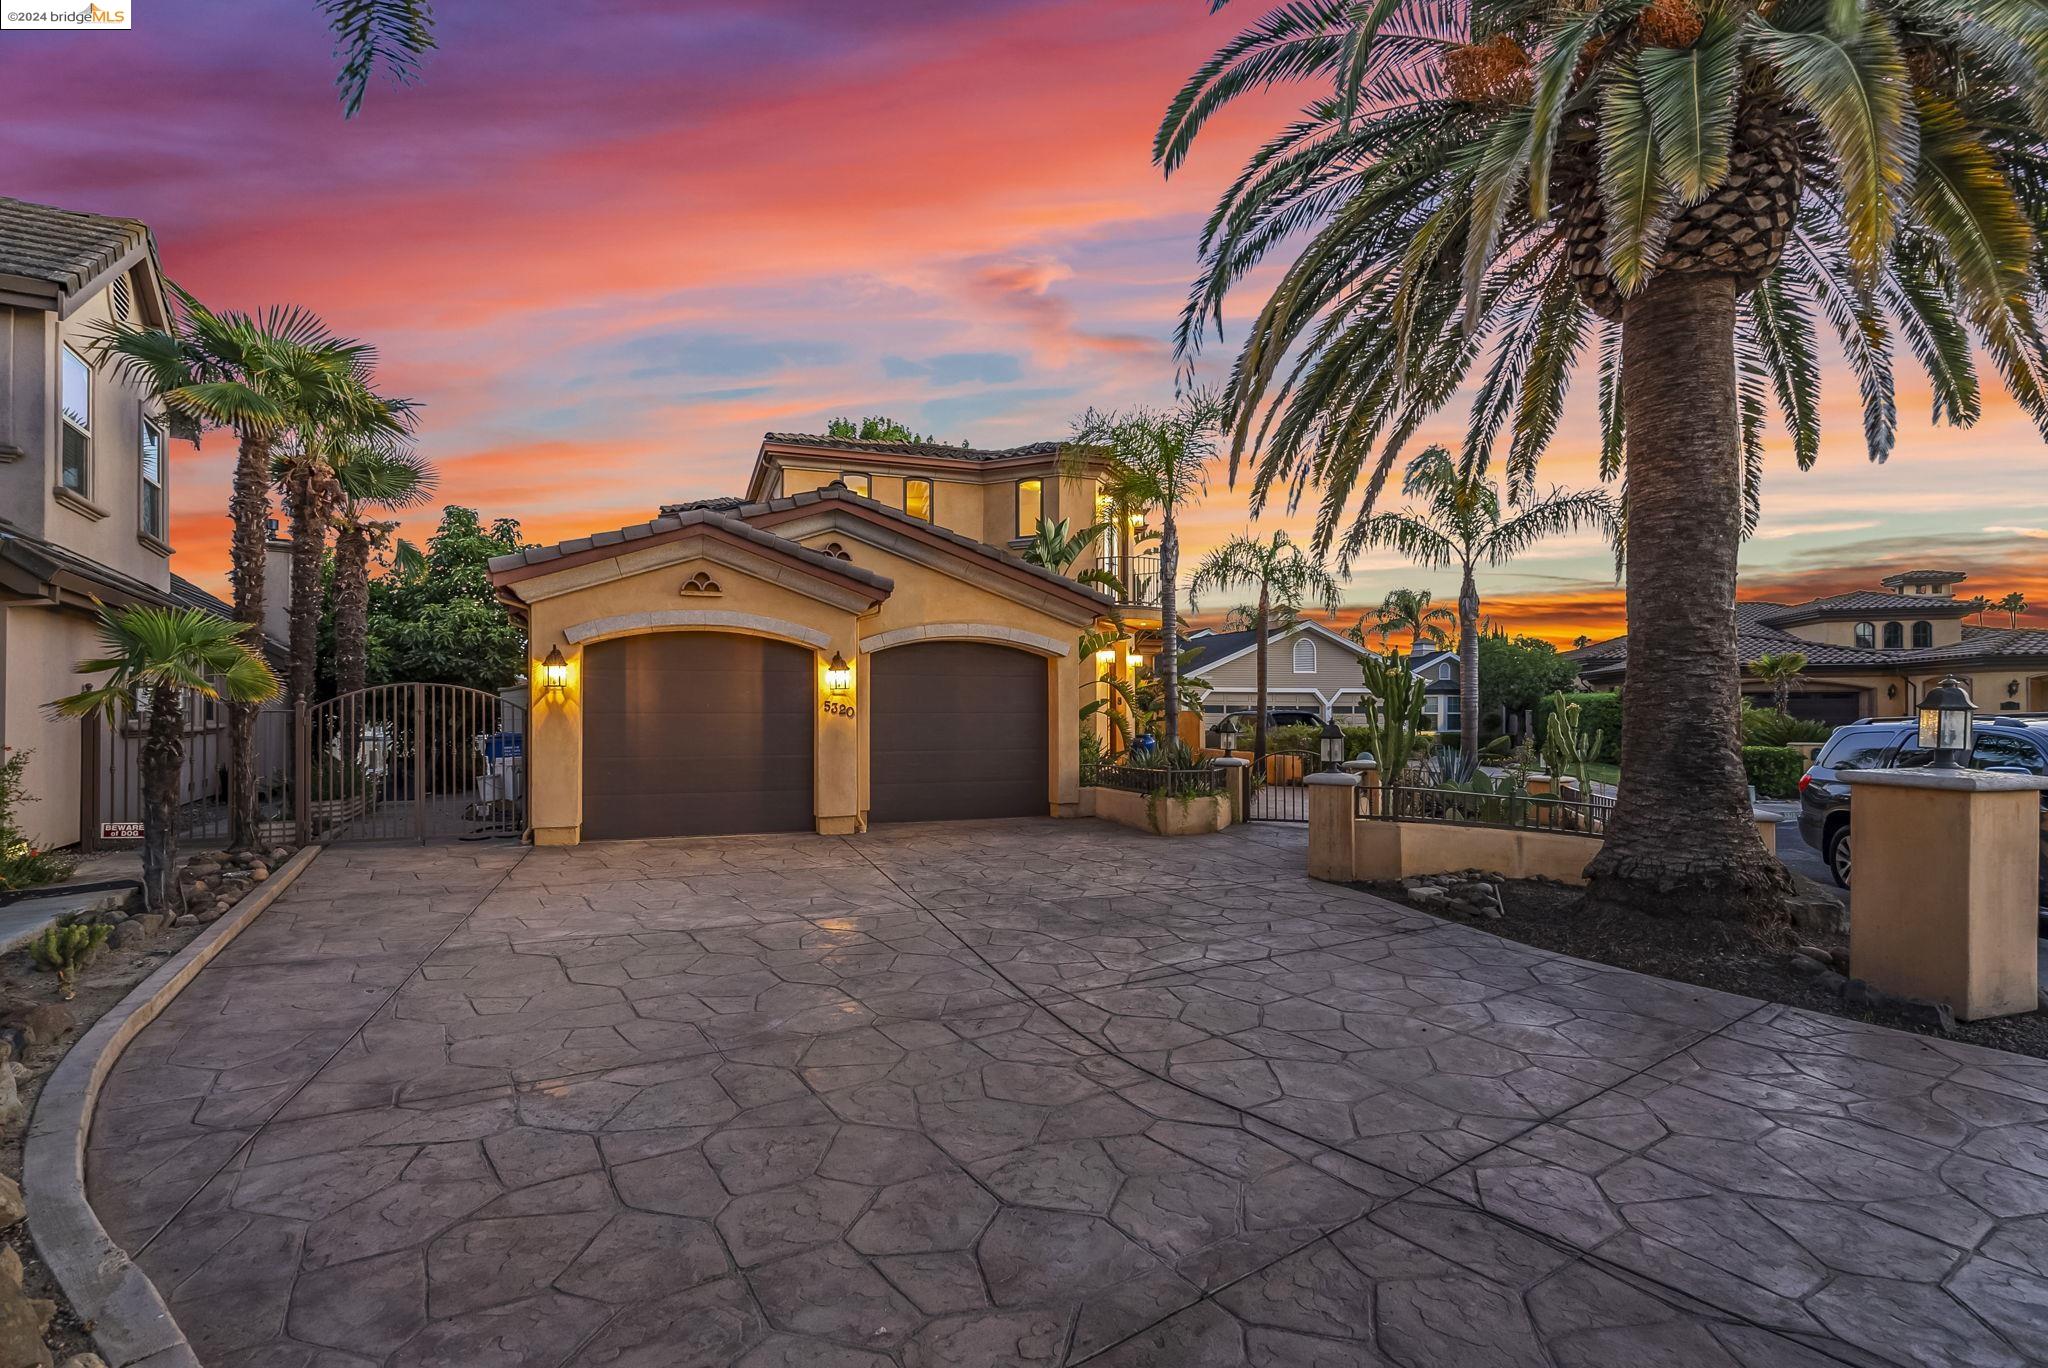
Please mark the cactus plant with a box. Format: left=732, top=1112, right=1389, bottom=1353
left=1357, top=649, right=1429, bottom=799
left=1540, top=690, right=1604, bottom=804
left=30, top=921, right=111, bottom=1000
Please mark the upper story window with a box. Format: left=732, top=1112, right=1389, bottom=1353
left=141, top=420, right=166, bottom=542
left=59, top=344, right=92, bottom=494
left=1912, top=620, right=1932, bottom=648
left=1438, top=661, right=1454, bottom=680
left=1292, top=637, right=1317, bottom=674
left=904, top=477, right=933, bottom=523
left=1016, top=478, right=1042, bottom=540
left=1882, top=621, right=1903, bottom=648
left=1853, top=621, right=1875, bottom=649
left=838, top=472, right=871, bottom=497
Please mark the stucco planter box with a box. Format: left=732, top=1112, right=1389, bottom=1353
left=1085, top=785, right=1234, bottom=837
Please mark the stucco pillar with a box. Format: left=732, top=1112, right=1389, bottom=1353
left=1843, top=768, right=2048, bottom=1020
left=1052, top=650, right=1080, bottom=817
left=1305, top=771, right=1360, bottom=883
left=816, top=640, right=862, bottom=835
left=1211, top=756, right=1249, bottom=824
left=528, top=634, right=583, bottom=846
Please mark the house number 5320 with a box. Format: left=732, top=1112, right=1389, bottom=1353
left=823, top=701, right=856, bottom=718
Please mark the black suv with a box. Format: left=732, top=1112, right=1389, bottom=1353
left=1798, top=716, right=2048, bottom=905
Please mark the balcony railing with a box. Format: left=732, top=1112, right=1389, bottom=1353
left=1096, top=549, right=1160, bottom=605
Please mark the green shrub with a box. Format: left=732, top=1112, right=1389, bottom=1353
left=1740, top=706, right=1833, bottom=747
left=1741, top=745, right=1807, bottom=799
left=1536, top=693, right=1620, bottom=763
left=0, top=748, right=76, bottom=893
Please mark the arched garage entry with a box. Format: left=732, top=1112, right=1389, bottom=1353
left=581, top=632, right=815, bottom=839
left=870, top=640, right=1048, bottom=823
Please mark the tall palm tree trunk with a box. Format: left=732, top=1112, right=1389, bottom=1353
left=333, top=522, right=372, bottom=698
left=227, top=432, right=271, bottom=851
left=1253, top=585, right=1271, bottom=774
left=141, top=685, right=184, bottom=916
left=1457, top=566, right=1479, bottom=763
left=285, top=471, right=328, bottom=707
left=1160, top=513, right=1180, bottom=752
left=1584, top=273, right=1792, bottom=925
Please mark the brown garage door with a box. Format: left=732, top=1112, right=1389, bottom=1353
left=581, top=633, right=814, bottom=839
left=871, top=641, right=1047, bottom=823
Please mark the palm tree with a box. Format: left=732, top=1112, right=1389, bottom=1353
left=96, top=295, right=358, bottom=851
left=1070, top=396, right=1221, bottom=748
left=1965, top=595, right=1993, bottom=627
left=1160, top=0, right=2048, bottom=923
left=50, top=606, right=278, bottom=915
left=323, top=0, right=436, bottom=116
left=1751, top=651, right=1808, bottom=715
left=1997, top=591, right=2030, bottom=629
left=1353, top=587, right=1456, bottom=651
left=1573, top=635, right=1593, bottom=650
left=1189, top=530, right=1340, bottom=771
left=331, top=448, right=437, bottom=699
left=276, top=382, right=415, bottom=709
left=1348, top=448, right=1611, bottom=763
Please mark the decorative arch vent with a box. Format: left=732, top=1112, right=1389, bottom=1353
left=679, top=571, right=722, bottom=596
left=821, top=542, right=853, bottom=561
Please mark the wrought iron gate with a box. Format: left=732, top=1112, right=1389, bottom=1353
left=299, top=683, right=526, bottom=844
left=1245, top=745, right=1320, bottom=822
left=82, top=696, right=296, bottom=850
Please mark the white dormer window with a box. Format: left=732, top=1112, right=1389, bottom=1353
left=1292, top=636, right=1317, bottom=674
left=1438, top=661, right=1454, bottom=680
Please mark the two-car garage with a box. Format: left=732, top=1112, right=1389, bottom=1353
left=578, top=632, right=1050, bottom=841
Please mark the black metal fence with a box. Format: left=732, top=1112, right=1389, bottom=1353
left=1246, top=746, right=1321, bottom=823
left=82, top=697, right=294, bottom=849
left=1367, top=783, right=1613, bottom=837
left=1098, top=762, right=1226, bottom=798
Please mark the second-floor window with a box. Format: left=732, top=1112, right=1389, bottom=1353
left=1883, top=621, right=1903, bottom=648
left=905, top=477, right=933, bottom=522
left=1292, top=637, right=1317, bottom=674
left=141, top=420, right=166, bottom=541
left=839, top=472, right=871, bottom=497
left=60, top=344, right=91, bottom=494
left=1912, top=620, right=1933, bottom=648
left=1016, top=479, right=1042, bottom=539
left=1854, top=621, right=1875, bottom=649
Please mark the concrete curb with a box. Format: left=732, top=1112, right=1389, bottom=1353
left=22, top=845, right=323, bottom=1368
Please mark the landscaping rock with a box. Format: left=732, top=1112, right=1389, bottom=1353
left=1789, top=893, right=1848, bottom=938
left=0, top=1175, right=25, bottom=1228
left=1785, top=953, right=1828, bottom=979
left=249, top=863, right=270, bottom=880
left=0, top=1283, right=53, bottom=1368
left=0, top=1063, right=24, bottom=1131
left=109, top=920, right=152, bottom=950
left=1406, top=886, right=1451, bottom=910
left=1813, top=969, right=1847, bottom=994
left=172, top=915, right=197, bottom=928
left=59, top=1355, right=108, bottom=1368
left=0, top=1004, right=72, bottom=1049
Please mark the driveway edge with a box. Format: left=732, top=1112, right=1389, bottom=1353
left=23, top=844, right=323, bottom=1368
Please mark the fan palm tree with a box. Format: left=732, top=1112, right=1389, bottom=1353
left=1751, top=650, right=1808, bottom=714
left=1160, top=0, right=2048, bottom=923
left=276, top=382, right=415, bottom=708
left=1189, top=530, right=1341, bottom=771
left=50, top=606, right=278, bottom=915
left=1070, top=396, right=1222, bottom=748
left=331, top=448, right=437, bottom=699
left=1348, top=448, right=1612, bottom=763
left=1997, top=591, right=2030, bottom=628
left=95, top=293, right=360, bottom=851
left=322, top=0, right=437, bottom=116
left=1354, top=587, right=1456, bottom=651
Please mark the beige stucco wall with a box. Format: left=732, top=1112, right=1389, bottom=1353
left=0, top=605, right=96, bottom=849
left=511, top=518, right=1093, bottom=844
left=1787, top=616, right=1963, bottom=650
left=772, top=458, right=1103, bottom=567
left=1085, top=784, right=1232, bottom=836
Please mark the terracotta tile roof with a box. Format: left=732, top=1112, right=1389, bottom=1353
left=489, top=506, right=894, bottom=592
left=1758, top=590, right=1972, bottom=623
left=762, top=432, right=1063, bottom=463
left=0, top=196, right=150, bottom=299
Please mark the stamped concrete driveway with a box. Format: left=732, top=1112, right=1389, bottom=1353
left=86, top=820, right=2048, bottom=1368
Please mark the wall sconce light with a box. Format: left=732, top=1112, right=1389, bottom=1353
left=2009, top=679, right=2022, bottom=698
left=1096, top=644, right=1117, bottom=666
left=1886, top=684, right=1898, bottom=701
left=540, top=645, right=571, bottom=698
left=824, top=651, right=854, bottom=698
left=1124, top=652, right=1142, bottom=671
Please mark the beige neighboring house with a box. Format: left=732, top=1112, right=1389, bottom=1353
left=1569, top=568, right=2048, bottom=723
left=1184, top=620, right=1462, bottom=733
left=0, top=196, right=213, bottom=849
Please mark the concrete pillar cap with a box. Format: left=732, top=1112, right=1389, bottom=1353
left=1304, top=771, right=1361, bottom=787
left=1842, top=769, right=2048, bottom=793
left=1209, top=756, right=1251, bottom=768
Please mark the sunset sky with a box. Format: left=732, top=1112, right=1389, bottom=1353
left=8, top=0, right=2045, bottom=641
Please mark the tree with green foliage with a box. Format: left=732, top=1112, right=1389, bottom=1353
left=365, top=507, right=528, bottom=691
left=1190, top=529, right=1341, bottom=771
left=330, top=448, right=437, bottom=698
left=322, top=0, right=436, bottom=116
left=1750, top=651, right=1808, bottom=715
left=1998, top=591, right=2030, bottom=628
left=825, top=415, right=952, bottom=444
left=1160, top=0, right=2048, bottom=925
left=1477, top=631, right=1582, bottom=727
left=1353, top=587, right=1456, bottom=651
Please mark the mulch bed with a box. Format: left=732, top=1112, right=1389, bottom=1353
left=1362, top=877, right=2048, bottom=1062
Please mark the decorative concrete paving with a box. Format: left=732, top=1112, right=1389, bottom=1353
left=81, top=821, right=2048, bottom=1367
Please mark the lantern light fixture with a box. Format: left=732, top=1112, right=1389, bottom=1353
left=824, top=651, right=854, bottom=697
left=1917, top=676, right=1975, bottom=768
left=540, top=646, right=571, bottom=698
left=1217, top=714, right=1239, bottom=757
left=1319, top=717, right=1346, bottom=771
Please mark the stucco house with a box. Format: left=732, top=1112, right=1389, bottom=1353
left=0, top=196, right=201, bottom=848
left=1568, top=569, right=2048, bottom=723
left=1184, top=620, right=1462, bottom=733
left=490, top=432, right=1129, bottom=844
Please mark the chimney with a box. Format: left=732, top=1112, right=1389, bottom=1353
left=263, top=517, right=292, bottom=646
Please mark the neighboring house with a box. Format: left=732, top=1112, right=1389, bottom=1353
left=0, top=196, right=181, bottom=849
left=1568, top=569, right=2048, bottom=724
left=489, top=472, right=1114, bottom=845
left=1182, top=620, right=1462, bottom=733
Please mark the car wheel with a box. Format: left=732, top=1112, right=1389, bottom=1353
left=1826, top=827, right=1851, bottom=889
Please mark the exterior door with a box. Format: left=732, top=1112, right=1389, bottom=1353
left=581, top=633, right=814, bottom=839
left=870, top=641, right=1047, bottom=823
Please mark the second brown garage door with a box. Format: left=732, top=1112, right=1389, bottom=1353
left=870, top=640, right=1048, bottom=823
left=581, top=632, right=814, bottom=839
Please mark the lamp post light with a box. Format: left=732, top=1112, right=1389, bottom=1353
left=1918, top=676, right=1975, bottom=769
left=1319, top=717, right=1346, bottom=772
left=1218, top=714, right=1238, bottom=757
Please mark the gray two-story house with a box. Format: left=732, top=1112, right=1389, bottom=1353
left=0, top=196, right=207, bottom=849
